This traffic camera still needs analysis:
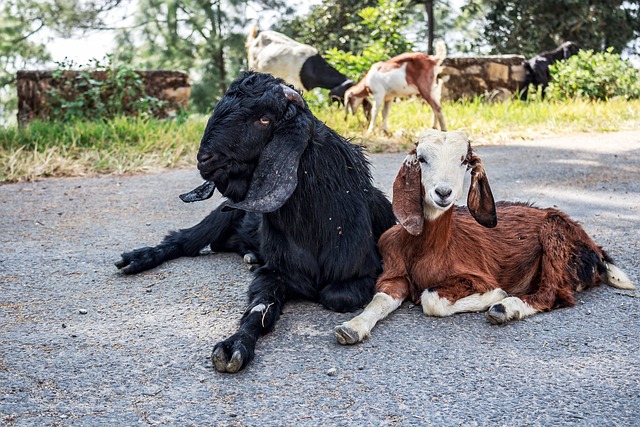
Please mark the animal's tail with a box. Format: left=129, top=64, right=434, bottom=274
left=602, top=251, right=635, bottom=289
left=604, top=262, right=635, bottom=290
left=433, top=40, right=447, bottom=66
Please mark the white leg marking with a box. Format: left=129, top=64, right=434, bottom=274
left=451, top=288, right=509, bottom=313
left=486, top=296, right=538, bottom=324
left=250, top=303, right=266, bottom=313
left=605, top=262, right=635, bottom=290
left=335, top=293, right=402, bottom=345
left=421, top=290, right=454, bottom=317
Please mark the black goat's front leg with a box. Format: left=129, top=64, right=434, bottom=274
left=212, top=268, right=286, bottom=373
left=115, top=205, right=244, bottom=274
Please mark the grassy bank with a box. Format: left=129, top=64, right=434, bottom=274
left=2, top=98, right=639, bottom=182
left=316, top=97, right=640, bottom=152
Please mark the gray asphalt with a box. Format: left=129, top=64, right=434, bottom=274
left=1, top=130, right=639, bottom=426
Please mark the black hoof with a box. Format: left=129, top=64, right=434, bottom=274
left=211, top=336, right=254, bottom=373
left=114, top=247, right=159, bottom=274
left=243, top=252, right=259, bottom=265
left=334, top=325, right=361, bottom=345
left=486, top=303, right=508, bottom=325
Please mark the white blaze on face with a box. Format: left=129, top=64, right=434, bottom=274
left=415, top=130, right=469, bottom=220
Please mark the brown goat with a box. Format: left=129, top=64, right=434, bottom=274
left=344, top=44, right=447, bottom=135
left=335, top=130, right=634, bottom=345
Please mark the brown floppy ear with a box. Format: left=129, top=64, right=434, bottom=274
left=466, top=147, right=497, bottom=228
left=392, top=152, right=424, bottom=236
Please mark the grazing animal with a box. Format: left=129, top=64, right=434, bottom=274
left=344, top=44, right=447, bottom=135
left=334, top=129, right=634, bottom=345
left=115, top=72, right=396, bottom=372
left=246, top=26, right=366, bottom=108
left=521, top=41, right=580, bottom=99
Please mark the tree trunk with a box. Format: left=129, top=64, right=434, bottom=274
left=216, top=0, right=226, bottom=94
left=425, top=0, right=434, bottom=55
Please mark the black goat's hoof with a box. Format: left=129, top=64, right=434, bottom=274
left=334, top=325, right=361, bottom=345
left=211, top=338, right=253, bottom=373
left=212, top=347, right=243, bottom=373
left=486, top=303, right=508, bottom=325
left=114, top=247, right=159, bottom=275
left=243, top=252, right=259, bottom=265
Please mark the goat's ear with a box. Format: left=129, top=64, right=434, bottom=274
left=362, top=98, right=372, bottom=122
left=466, top=149, right=497, bottom=228
left=392, top=152, right=424, bottom=236
left=226, top=91, right=310, bottom=213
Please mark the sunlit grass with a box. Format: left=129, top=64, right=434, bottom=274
left=0, top=115, right=207, bottom=182
left=2, top=98, right=639, bottom=182
left=311, top=96, right=640, bottom=150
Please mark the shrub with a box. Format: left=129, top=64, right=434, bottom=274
left=546, top=48, right=640, bottom=101
left=46, top=57, right=167, bottom=122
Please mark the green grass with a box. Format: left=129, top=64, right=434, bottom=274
left=0, top=116, right=206, bottom=182
left=2, top=98, right=639, bottom=182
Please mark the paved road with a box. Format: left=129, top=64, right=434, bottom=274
left=1, top=131, right=639, bottom=426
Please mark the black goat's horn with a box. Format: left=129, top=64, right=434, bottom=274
left=280, top=84, right=304, bottom=108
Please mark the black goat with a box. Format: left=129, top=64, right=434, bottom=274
left=115, top=72, right=396, bottom=373
left=521, top=41, right=579, bottom=99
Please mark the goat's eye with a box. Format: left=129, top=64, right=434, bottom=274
left=418, top=156, right=428, bottom=164
left=257, top=117, right=271, bottom=126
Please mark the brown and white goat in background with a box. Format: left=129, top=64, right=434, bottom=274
left=344, top=43, right=447, bottom=135
left=335, top=130, right=634, bottom=345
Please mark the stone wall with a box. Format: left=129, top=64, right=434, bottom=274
left=440, top=55, right=526, bottom=101
left=17, top=70, right=190, bottom=125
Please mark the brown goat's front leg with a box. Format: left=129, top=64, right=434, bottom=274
left=421, top=277, right=506, bottom=317
left=334, top=277, right=410, bottom=345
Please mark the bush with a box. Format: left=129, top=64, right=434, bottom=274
left=46, top=57, right=167, bottom=122
left=546, top=48, right=640, bottom=101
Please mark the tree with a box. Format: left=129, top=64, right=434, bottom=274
left=113, top=0, right=289, bottom=113
left=483, top=0, right=640, bottom=56
left=275, top=0, right=379, bottom=54
left=324, top=0, right=416, bottom=81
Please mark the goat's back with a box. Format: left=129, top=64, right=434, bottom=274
left=378, top=202, right=606, bottom=303
left=247, top=30, right=317, bottom=90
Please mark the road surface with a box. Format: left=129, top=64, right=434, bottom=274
left=1, top=131, right=639, bottom=426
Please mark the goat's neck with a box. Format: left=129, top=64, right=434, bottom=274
left=350, top=79, right=370, bottom=98
left=421, top=208, right=454, bottom=249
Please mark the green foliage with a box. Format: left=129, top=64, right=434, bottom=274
left=324, top=0, right=415, bottom=80
left=483, top=0, right=640, bottom=56
left=46, top=57, right=167, bottom=122
left=275, top=0, right=378, bottom=53
left=546, top=49, right=640, bottom=101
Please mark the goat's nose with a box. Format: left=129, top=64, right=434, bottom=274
left=435, top=186, right=452, bottom=199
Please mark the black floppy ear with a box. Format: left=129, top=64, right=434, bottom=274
left=392, top=152, right=424, bottom=236
left=226, top=86, right=309, bottom=213
left=466, top=147, right=497, bottom=228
